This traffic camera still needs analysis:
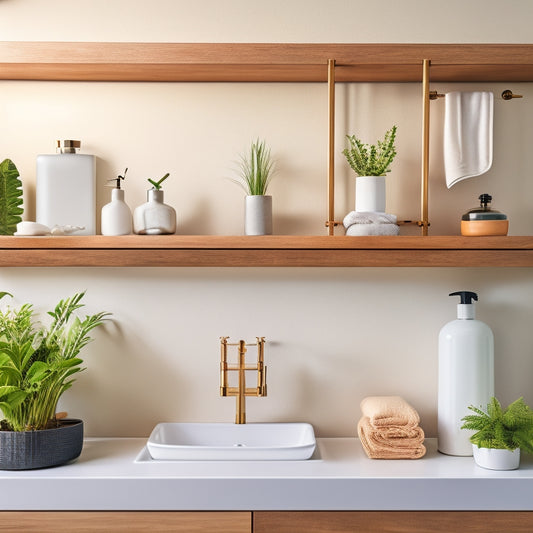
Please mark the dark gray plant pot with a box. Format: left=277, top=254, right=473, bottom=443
left=0, top=419, right=83, bottom=470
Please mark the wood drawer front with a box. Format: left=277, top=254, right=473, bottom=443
left=253, top=511, right=533, bottom=533
left=0, top=511, right=251, bottom=532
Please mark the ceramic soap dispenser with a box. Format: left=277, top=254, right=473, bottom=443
left=133, top=173, right=176, bottom=235
left=36, top=140, right=96, bottom=235
left=101, top=168, right=132, bottom=236
left=438, top=291, right=494, bottom=456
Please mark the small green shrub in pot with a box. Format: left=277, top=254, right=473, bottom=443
left=342, top=125, right=398, bottom=177
left=0, top=291, right=109, bottom=432
left=461, top=396, right=533, bottom=452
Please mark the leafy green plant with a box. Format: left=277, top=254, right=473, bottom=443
left=148, top=173, right=170, bottom=190
left=231, top=139, right=276, bottom=196
left=0, top=292, right=109, bottom=432
left=343, top=125, right=398, bottom=176
left=0, top=159, right=24, bottom=235
left=461, top=397, right=533, bottom=453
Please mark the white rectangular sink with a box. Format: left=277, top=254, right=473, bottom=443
left=146, top=422, right=316, bottom=461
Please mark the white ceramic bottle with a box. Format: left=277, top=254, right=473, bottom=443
left=438, top=291, right=494, bottom=456
left=101, top=169, right=132, bottom=236
left=133, top=189, right=176, bottom=235
left=36, top=140, right=96, bottom=235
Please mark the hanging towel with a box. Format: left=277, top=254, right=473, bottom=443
left=444, top=91, right=493, bottom=188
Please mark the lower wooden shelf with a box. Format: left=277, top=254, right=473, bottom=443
left=1, top=235, right=533, bottom=267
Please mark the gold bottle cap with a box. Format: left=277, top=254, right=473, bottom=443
left=56, top=140, right=81, bottom=153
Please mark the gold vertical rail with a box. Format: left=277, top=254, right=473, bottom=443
left=420, top=59, right=431, bottom=236
left=237, top=340, right=246, bottom=424
left=327, top=58, right=336, bottom=235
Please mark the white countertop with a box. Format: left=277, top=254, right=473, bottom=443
left=2, top=437, right=533, bottom=511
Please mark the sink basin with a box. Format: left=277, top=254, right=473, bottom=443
left=146, top=422, right=316, bottom=461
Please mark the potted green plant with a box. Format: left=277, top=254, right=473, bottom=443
left=231, top=139, right=276, bottom=235
left=461, top=397, right=533, bottom=470
left=342, top=125, right=397, bottom=213
left=0, top=291, right=109, bottom=470
left=133, top=172, right=176, bottom=235
left=0, top=159, right=24, bottom=235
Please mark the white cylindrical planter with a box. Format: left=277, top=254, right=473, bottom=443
left=245, top=195, right=272, bottom=235
left=355, top=176, right=386, bottom=212
left=472, top=445, right=520, bottom=470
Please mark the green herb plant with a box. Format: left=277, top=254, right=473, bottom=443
left=461, top=397, right=533, bottom=453
left=0, top=159, right=24, bottom=235
left=231, top=139, right=276, bottom=196
left=148, top=173, right=170, bottom=190
left=0, top=292, right=109, bottom=432
left=343, top=125, right=398, bottom=176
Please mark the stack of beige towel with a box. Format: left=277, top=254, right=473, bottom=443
left=357, top=396, right=426, bottom=459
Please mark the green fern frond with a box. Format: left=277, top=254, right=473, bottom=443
left=0, top=159, right=24, bottom=235
left=461, top=397, right=533, bottom=452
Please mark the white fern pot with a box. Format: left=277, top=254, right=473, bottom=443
left=355, top=176, right=386, bottom=212
left=472, top=444, right=520, bottom=470
left=245, top=195, right=272, bottom=235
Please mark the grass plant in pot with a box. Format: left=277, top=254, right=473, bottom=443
left=342, top=125, right=397, bottom=213
left=0, top=291, right=109, bottom=470
left=231, top=139, right=276, bottom=235
left=461, top=397, right=533, bottom=470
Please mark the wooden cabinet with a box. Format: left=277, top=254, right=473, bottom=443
left=0, top=512, right=251, bottom=532
left=253, top=511, right=533, bottom=533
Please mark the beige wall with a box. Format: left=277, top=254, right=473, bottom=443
left=1, top=0, right=532, bottom=437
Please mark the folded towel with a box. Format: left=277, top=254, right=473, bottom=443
left=444, top=91, right=493, bottom=188
left=358, top=416, right=426, bottom=459
left=345, top=223, right=399, bottom=236
left=360, top=395, right=420, bottom=428
left=358, top=396, right=426, bottom=459
left=343, top=211, right=397, bottom=227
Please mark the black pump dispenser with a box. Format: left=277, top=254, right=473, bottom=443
left=449, top=291, right=478, bottom=305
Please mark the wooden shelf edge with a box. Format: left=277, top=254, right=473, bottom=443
left=1, top=42, right=533, bottom=82
left=1, top=236, right=533, bottom=267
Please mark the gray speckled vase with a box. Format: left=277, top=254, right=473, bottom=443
left=0, top=419, right=83, bottom=470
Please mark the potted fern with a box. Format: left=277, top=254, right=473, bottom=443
left=231, top=139, right=276, bottom=235
left=342, top=125, right=397, bottom=213
left=0, top=291, right=109, bottom=470
left=461, top=397, right=533, bottom=470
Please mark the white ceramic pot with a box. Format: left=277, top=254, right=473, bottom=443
left=355, top=176, right=386, bottom=213
left=472, top=444, right=520, bottom=470
left=245, top=195, right=272, bottom=235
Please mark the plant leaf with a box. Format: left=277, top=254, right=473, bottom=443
left=0, top=159, right=24, bottom=235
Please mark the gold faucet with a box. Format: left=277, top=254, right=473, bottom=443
left=220, top=337, right=267, bottom=424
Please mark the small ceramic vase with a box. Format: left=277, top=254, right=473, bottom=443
left=355, top=176, right=386, bottom=213
left=133, top=189, right=176, bottom=235
left=245, top=195, right=272, bottom=235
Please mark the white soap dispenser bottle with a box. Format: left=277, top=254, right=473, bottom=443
left=101, top=168, right=132, bottom=236
left=438, top=291, right=494, bottom=456
left=36, top=140, right=96, bottom=235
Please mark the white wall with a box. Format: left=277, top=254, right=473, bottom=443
left=1, top=0, right=533, bottom=437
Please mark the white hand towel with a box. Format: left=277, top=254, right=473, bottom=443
left=343, top=211, right=397, bottom=228
left=444, top=91, right=493, bottom=188
left=345, top=223, right=399, bottom=236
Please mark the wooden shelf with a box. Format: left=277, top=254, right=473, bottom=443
left=1, top=42, right=533, bottom=82
left=1, top=236, right=533, bottom=267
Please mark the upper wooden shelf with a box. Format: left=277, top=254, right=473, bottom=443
left=1, top=42, right=533, bottom=82
left=1, top=236, right=533, bottom=267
